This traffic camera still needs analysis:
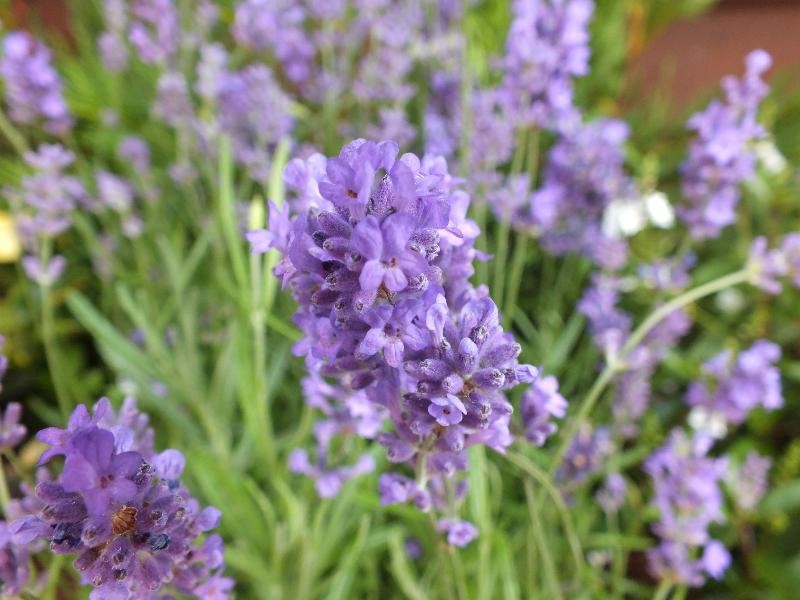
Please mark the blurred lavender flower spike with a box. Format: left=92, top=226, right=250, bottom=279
left=12, top=399, right=230, bottom=599
left=746, top=236, right=787, bottom=294
left=154, top=72, right=194, bottom=127
left=679, top=50, right=772, bottom=239
left=557, top=425, right=612, bottom=490
left=730, top=452, right=771, bottom=512
left=99, top=0, right=129, bottom=71
left=596, top=473, right=626, bottom=513
left=779, top=233, right=800, bottom=289
left=646, top=430, right=729, bottom=586
left=128, top=0, right=180, bottom=65
left=686, top=340, right=782, bottom=426
left=520, top=374, right=567, bottom=446
left=528, top=118, right=635, bottom=269
left=0, top=402, right=26, bottom=450
left=500, top=0, right=594, bottom=130
left=0, top=32, right=73, bottom=135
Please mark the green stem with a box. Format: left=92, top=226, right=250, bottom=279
left=652, top=580, right=672, bottom=600
left=0, top=109, right=30, bottom=157
left=548, top=269, right=749, bottom=474
left=43, top=554, right=65, bottom=600
left=41, top=284, right=72, bottom=418
left=0, top=456, right=10, bottom=513
left=524, top=479, right=563, bottom=600
left=503, top=236, right=528, bottom=329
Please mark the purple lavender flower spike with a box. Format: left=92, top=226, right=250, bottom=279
left=262, top=139, right=547, bottom=544
left=0, top=520, right=30, bottom=597
left=527, top=118, right=636, bottom=268
left=679, top=50, right=772, bottom=239
left=646, top=430, right=729, bottom=586
left=596, top=473, right=626, bottom=512
left=128, top=0, right=180, bottom=65
left=557, top=425, right=612, bottom=490
left=686, top=340, right=782, bottom=426
left=730, top=452, right=771, bottom=512
left=500, top=0, right=593, bottom=130
left=746, top=236, right=787, bottom=294
left=13, top=400, right=230, bottom=598
left=1, top=32, right=73, bottom=135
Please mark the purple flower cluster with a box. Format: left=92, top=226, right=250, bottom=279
left=500, top=0, right=593, bottom=130
left=99, top=0, right=129, bottom=71
left=1, top=32, right=72, bottom=135
left=686, top=340, right=782, bottom=426
left=645, top=431, right=730, bottom=586
left=556, top=425, right=612, bottom=490
left=7, top=145, right=86, bottom=286
left=250, top=139, right=555, bottom=544
left=526, top=118, right=635, bottom=269
left=9, top=399, right=231, bottom=599
left=128, top=0, right=181, bottom=65
left=730, top=452, right=771, bottom=512
left=679, top=50, right=772, bottom=239
left=745, top=234, right=800, bottom=295
left=520, top=375, right=567, bottom=446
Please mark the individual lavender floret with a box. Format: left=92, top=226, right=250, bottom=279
left=520, top=374, right=567, bottom=446
left=729, top=452, right=771, bottom=512
left=437, top=519, right=478, bottom=548
left=10, top=400, right=230, bottom=599
left=8, top=145, right=86, bottom=286
left=0, top=521, right=30, bottom=597
left=216, top=65, right=294, bottom=182
left=645, top=430, right=729, bottom=586
left=686, top=340, right=782, bottom=426
left=500, top=0, right=593, bottom=130
left=1, top=32, right=72, bottom=135
left=0, top=403, right=26, bottom=450
left=679, top=50, right=772, bottom=239
left=528, top=118, right=635, bottom=269
left=118, top=136, right=151, bottom=174
left=596, top=473, right=626, bottom=512
left=128, top=0, right=180, bottom=65
left=746, top=236, right=787, bottom=294
left=556, top=425, right=612, bottom=490
left=577, top=274, right=631, bottom=358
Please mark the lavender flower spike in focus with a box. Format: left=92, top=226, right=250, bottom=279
left=679, top=50, right=772, bottom=239
left=250, top=139, right=551, bottom=546
left=9, top=399, right=232, bottom=599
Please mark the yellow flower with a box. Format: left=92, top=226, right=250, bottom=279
left=0, top=211, right=22, bottom=263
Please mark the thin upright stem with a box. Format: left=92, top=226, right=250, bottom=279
left=548, top=269, right=749, bottom=474
left=41, top=283, right=72, bottom=418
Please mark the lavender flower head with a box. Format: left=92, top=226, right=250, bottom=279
left=500, top=0, right=593, bottom=130
left=1, top=32, right=72, bottom=135
left=679, top=50, right=771, bottom=239
left=250, top=139, right=545, bottom=544
left=10, top=398, right=231, bottom=599
left=128, top=0, right=180, bottom=65
left=645, top=430, right=729, bottom=586
left=686, top=340, right=782, bottom=426
left=746, top=236, right=787, bottom=294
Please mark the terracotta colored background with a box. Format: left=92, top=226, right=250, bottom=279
left=6, top=0, right=800, bottom=110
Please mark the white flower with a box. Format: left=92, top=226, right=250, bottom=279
left=644, top=191, right=675, bottom=229
left=602, top=198, right=646, bottom=239
left=688, top=406, right=728, bottom=439
left=755, top=139, right=787, bottom=174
